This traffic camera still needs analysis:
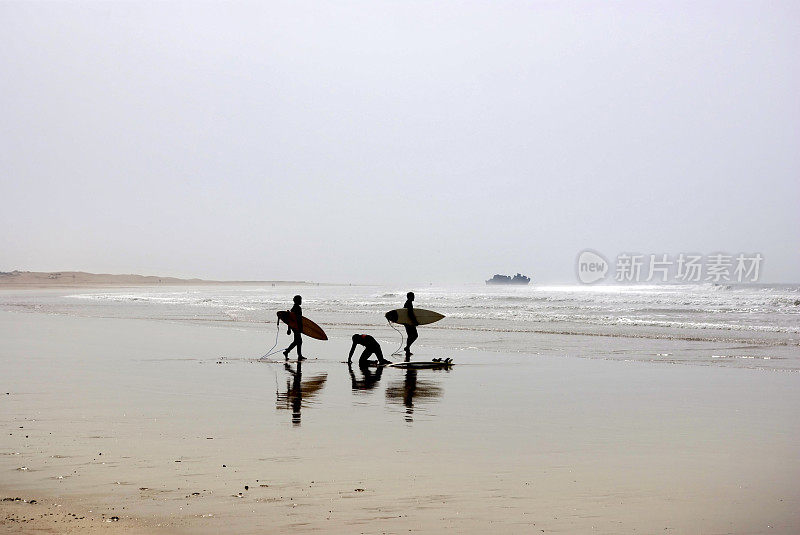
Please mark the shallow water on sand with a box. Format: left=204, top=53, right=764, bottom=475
left=1, top=306, right=799, bottom=533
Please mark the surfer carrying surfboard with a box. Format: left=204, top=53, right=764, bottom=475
left=283, top=295, right=306, bottom=360
left=348, top=334, right=391, bottom=366
left=403, top=292, right=419, bottom=359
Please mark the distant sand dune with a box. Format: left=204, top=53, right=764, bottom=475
left=0, top=271, right=305, bottom=288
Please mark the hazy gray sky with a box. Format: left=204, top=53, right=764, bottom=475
left=2, top=1, right=798, bottom=284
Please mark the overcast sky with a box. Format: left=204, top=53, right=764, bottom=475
left=2, top=1, right=798, bottom=284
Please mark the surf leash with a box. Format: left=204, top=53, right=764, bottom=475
left=261, top=318, right=285, bottom=359
left=387, top=319, right=405, bottom=356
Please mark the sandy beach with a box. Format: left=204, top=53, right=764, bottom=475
left=2, top=286, right=799, bottom=534
left=4, top=0, right=799, bottom=532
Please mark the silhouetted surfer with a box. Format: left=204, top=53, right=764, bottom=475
left=348, top=334, right=391, bottom=366
left=283, top=295, right=305, bottom=360
left=403, top=292, right=418, bottom=360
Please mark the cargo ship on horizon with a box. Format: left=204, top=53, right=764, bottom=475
left=485, top=273, right=531, bottom=285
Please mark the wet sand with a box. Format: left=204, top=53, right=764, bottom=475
left=1, top=494, right=169, bottom=534
left=1, top=308, right=799, bottom=533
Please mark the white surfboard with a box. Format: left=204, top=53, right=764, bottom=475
left=385, top=308, right=444, bottom=326
left=389, top=359, right=453, bottom=369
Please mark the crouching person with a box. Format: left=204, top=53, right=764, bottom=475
left=348, top=334, right=391, bottom=366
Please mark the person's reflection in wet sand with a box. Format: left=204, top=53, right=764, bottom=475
left=385, top=368, right=443, bottom=422
left=348, top=361, right=385, bottom=392
left=276, top=361, right=327, bottom=426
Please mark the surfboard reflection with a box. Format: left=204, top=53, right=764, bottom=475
left=276, top=362, right=327, bottom=426
left=385, top=369, right=444, bottom=422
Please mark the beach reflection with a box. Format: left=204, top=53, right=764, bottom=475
left=347, top=361, right=385, bottom=392
left=276, top=362, right=327, bottom=426
left=385, top=368, right=444, bottom=422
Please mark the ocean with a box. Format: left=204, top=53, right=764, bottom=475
left=2, top=283, right=798, bottom=370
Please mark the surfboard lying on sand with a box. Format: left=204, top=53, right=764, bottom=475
left=385, top=308, right=445, bottom=326
left=277, top=310, right=328, bottom=340
left=389, top=358, right=453, bottom=369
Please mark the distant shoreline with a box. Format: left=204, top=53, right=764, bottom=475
left=0, top=270, right=311, bottom=288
